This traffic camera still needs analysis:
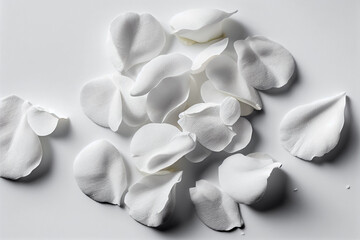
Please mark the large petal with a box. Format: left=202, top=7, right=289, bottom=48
left=190, top=180, right=243, bottom=231
left=108, top=12, right=166, bottom=72
left=170, top=9, right=237, bottom=44
left=205, top=55, right=262, bottom=110
left=235, top=36, right=295, bottom=90
left=80, top=76, right=122, bottom=131
left=147, top=73, right=190, bottom=123
left=124, top=171, right=182, bottom=227
left=178, top=103, right=235, bottom=152
left=224, top=118, right=253, bottom=153
left=26, top=106, right=65, bottom=136
left=191, top=38, right=228, bottom=73
left=0, top=95, right=42, bottom=179
left=279, top=92, right=346, bottom=160
left=131, top=53, right=192, bottom=96
left=73, top=140, right=127, bottom=205
left=219, top=153, right=282, bottom=205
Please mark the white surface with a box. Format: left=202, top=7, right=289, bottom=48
left=0, top=0, right=359, bottom=239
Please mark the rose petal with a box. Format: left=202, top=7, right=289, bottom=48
left=26, top=106, right=64, bottom=136
left=131, top=53, right=192, bottom=96
left=73, top=140, right=127, bottom=205
left=124, top=171, right=182, bottom=227
left=205, top=55, right=262, bottom=110
left=235, top=36, right=295, bottom=90
left=178, top=103, right=235, bottom=152
left=108, top=12, right=166, bottom=72
left=224, top=118, right=253, bottom=153
left=219, top=153, right=282, bottom=205
left=184, top=141, right=211, bottom=163
left=80, top=76, right=122, bottom=132
left=191, top=38, right=228, bottom=73
left=170, top=9, right=237, bottom=44
left=220, top=97, right=241, bottom=126
left=279, top=92, right=346, bottom=160
left=190, top=180, right=243, bottom=231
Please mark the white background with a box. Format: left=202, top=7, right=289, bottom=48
left=1, top=0, right=359, bottom=239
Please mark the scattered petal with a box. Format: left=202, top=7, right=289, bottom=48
left=219, top=153, right=282, bottom=205
left=178, top=103, right=235, bottom=152
left=190, top=180, right=243, bottom=231
left=191, top=38, right=229, bottom=73
left=170, top=9, right=237, bottom=44
left=279, top=92, right=346, bottom=160
left=26, top=106, right=63, bottom=136
left=206, top=55, right=262, bottom=110
left=125, top=171, right=182, bottom=227
left=224, top=118, right=253, bottom=153
left=234, top=36, right=295, bottom=90
left=185, top=141, right=211, bottom=163
left=131, top=53, right=192, bottom=96
left=108, top=12, right=166, bottom=72
left=220, top=97, right=241, bottom=126
left=73, top=140, right=127, bottom=205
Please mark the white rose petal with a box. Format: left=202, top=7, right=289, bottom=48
left=279, top=92, right=346, bottom=160
left=185, top=141, right=211, bottom=163
left=224, top=118, right=253, bottom=153
left=219, top=153, right=282, bottom=205
left=73, top=140, right=127, bottom=205
left=234, top=36, right=295, bottom=90
left=219, top=96, right=241, bottom=126
left=108, top=12, right=166, bottom=73
left=170, top=9, right=237, bottom=44
left=190, top=180, right=243, bottom=231
left=26, top=106, right=64, bottom=137
left=124, top=171, right=182, bottom=227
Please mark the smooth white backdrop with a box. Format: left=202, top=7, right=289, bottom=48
left=0, top=0, right=359, bottom=239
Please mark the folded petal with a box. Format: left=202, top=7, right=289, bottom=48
left=190, top=180, right=243, bottom=231
left=178, top=103, right=235, bottom=152
left=124, top=171, right=182, bottom=227
left=220, top=97, right=241, bottom=126
left=224, top=118, right=253, bottom=153
left=131, top=53, right=192, bottom=96
left=279, top=92, right=346, bottom=160
left=26, top=106, right=64, bottom=136
left=219, top=153, right=282, bottom=205
left=73, top=140, right=127, bottom=205
left=0, top=96, right=42, bottom=179
left=205, top=55, right=262, bottom=110
left=80, top=76, right=122, bottom=131
left=108, top=12, right=166, bottom=72
left=234, top=36, right=295, bottom=90
left=185, top=141, right=211, bottom=163
left=191, top=38, right=228, bottom=73
left=170, top=9, right=237, bottom=44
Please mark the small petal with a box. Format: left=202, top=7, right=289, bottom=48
left=80, top=76, right=122, bottom=132
left=185, top=141, right=211, bottom=163
left=178, top=103, right=235, bottom=152
left=224, top=118, right=253, bottom=153
left=220, top=97, right=241, bottom=126
left=170, top=9, right=237, bottom=44
left=26, top=106, right=64, bottom=136
left=108, top=12, right=166, bottom=72
left=191, top=38, right=229, bottom=73
left=73, top=140, right=127, bottom=205
left=234, top=36, right=295, bottom=90
left=124, top=171, right=182, bottom=227
left=131, top=53, right=192, bottom=96
left=205, top=55, right=262, bottom=110
left=219, top=153, right=282, bottom=205
left=190, top=180, right=243, bottom=231
left=279, top=92, right=346, bottom=160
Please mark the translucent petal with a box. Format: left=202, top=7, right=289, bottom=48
left=224, top=118, right=253, bottom=153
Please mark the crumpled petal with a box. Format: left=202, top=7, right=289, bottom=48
left=108, top=12, right=166, bottom=72
left=130, top=123, right=196, bottom=173
left=234, top=36, right=295, bottom=90
left=147, top=73, right=190, bottom=123
left=220, top=97, right=241, bottom=126
left=191, top=38, right=228, bottom=73
left=205, top=55, right=262, bottom=110
left=279, top=92, right=346, bottom=160
left=190, top=180, right=243, bottom=231
left=224, top=118, right=253, bottom=153
left=124, top=171, right=182, bottom=227
left=26, top=106, right=65, bottom=136
left=131, top=53, right=192, bottom=96
left=185, top=141, right=211, bottom=163
left=73, top=140, right=127, bottom=205
left=178, top=102, right=235, bottom=152
left=200, top=80, right=254, bottom=116
left=80, top=76, right=122, bottom=131
left=170, top=9, right=237, bottom=44
left=219, top=153, right=282, bottom=205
